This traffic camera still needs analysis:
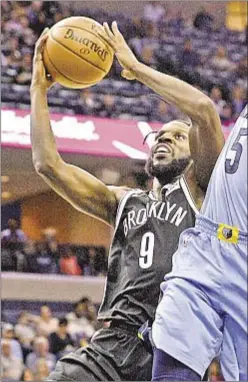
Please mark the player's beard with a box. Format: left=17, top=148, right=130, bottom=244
left=145, top=156, right=191, bottom=185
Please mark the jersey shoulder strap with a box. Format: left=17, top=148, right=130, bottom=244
left=180, top=176, right=199, bottom=215
left=114, top=188, right=143, bottom=229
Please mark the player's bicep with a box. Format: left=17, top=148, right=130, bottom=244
left=189, top=106, right=225, bottom=190
left=38, top=160, right=118, bottom=226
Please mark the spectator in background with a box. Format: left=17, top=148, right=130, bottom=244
left=151, top=99, right=176, bottom=123
left=27, top=1, right=44, bottom=31
left=21, top=368, right=34, bottom=382
left=49, top=318, right=74, bottom=358
left=60, top=246, right=82, bottom=276
left=2, top=323, right=23, bottom=362
left=209, top=86, right=226, bottom=115
left=210, top=46, right=234, bottom=71
left=193, top=6, right=214, bottom=31
left=34, top=358, right=50, bottom=381
left=219, top=102, right=233, bottom=122
left=178, top=38, right=201, bottom=69
left=21, top=367, right=34, bottom=382
left=29, top=11, right=46, bottom=37
left=26, top=336, right=56, bottom=374
left=234, top=57, right=247, bottom=80
left=29, top=241, right=58, bottom=274
left=1, top=339, right=24, bottom=381
left=76, top=89, right=102, bottom=116
left=143, top=1, right=165, bottom=24
left=66, top=298, right=96, bottom=344
left=84, top=247, right=98, bottom=276
left=1, top=218, right=27, bottom=248
left=140, top=46, right=157, bottom=68
left=231, top=85, right=246, bottom=119
left=15, top=311, right=36, bottom=348
left=99, top=94, right=117, bottom=118
left=16, top=52, right=32, bottom=84
left=36, top=305, right=58, bottom=337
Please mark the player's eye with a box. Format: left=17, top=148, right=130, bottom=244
left=175, top=134, right=186, bottom=140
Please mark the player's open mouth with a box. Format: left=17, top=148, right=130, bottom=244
left=154, top=144, right=172, bottom=154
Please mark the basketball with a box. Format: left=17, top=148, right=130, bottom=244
left=43, top=17, right=114, bottom=89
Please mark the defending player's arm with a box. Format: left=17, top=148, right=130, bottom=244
left=30, top=29, right=122, bottom=226
left=99, top=22, right=225, bottom=190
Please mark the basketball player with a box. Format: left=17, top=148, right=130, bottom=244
left=151, top=106, right=247, bottom=381
left=30, top=28, right=224, bottom=381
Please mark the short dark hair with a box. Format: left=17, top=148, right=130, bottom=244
left=58, top=318, right=68, bottom=326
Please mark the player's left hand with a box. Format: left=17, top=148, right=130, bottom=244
left=98, top=21, right=138, bottom=80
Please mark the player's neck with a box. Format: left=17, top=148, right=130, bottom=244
left=152, top=175, right=181, bottom=199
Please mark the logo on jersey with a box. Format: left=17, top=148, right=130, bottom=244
left=123, top=201, right=187, bottom=236
left=217, top=224, right=239, bottom=243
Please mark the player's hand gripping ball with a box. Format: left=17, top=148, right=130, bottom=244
left=43, top=17, right=114, bottom=89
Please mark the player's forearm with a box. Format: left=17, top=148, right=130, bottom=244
left=30, top=88, right=61, bottom=174
left=131, top=62, right=212, bottom=122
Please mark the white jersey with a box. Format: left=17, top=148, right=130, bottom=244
left=201, top=105, right=247, bottom=232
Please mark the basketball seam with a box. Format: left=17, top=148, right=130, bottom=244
left=45, top=44, right=91, bottom=85
left=54, top=25, right=112, bottom=55
left=50, top=31, right=107, bottom=73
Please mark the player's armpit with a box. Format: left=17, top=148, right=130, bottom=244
left=189, top=102, right=225, bottom=191
left=36, top=159, right=119, bottom=226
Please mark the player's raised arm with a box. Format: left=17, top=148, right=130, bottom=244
left=99, top=22, right=225, bottom=190
left=30, top=29, right=119, bottom=226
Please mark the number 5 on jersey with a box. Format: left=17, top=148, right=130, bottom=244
left=139, top=232, right=155, bottom=269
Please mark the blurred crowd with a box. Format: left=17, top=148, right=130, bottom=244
left=1, top=298, right=104, bottom=381
left=2, top=219, right=108, bottom=276
left=1, top=1, right=247, bottom=125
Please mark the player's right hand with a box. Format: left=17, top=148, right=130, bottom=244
left=98, top=21, right=138, bottom=81
left=30, top=28, right=55, bottom=93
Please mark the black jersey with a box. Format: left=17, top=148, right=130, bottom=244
left=98, top=176, right=198, bottom=326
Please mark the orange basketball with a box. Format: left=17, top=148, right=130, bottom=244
left=43, top=17, right=114, bottom=89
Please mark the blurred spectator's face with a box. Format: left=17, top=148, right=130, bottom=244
left=54, top=12, right=63, bottom=23
left=216, top=46, right=227, bottom=58
left=10, top=10, right=18, bottom=22
left=145, top=122, right=191, bottom=181
left=24, top=240, right=36, bottom=254
left=8, top=218, right=18, bottom=231
left=19, top=16, right=29, bottom=28
left=232, top=86, right=245, bottom=99
left=210, top=87, right=222, bottom=101
left=89, top=248, right=96, bottom=258
left=38, top=12, right=46, bottom=23
left=142, top=46, right=154, bottom=62
left=222, top=105, right=232, bottom=119
left=35, top=341, right=48, bottom=356
left=104, top=95, right=114, bottom=107
left=35, top=359, right=49, bottom=379
left=31, top=1, right=43, bottom=11
left=184, top=40, right=192, bottom=51
left=158, top=100, right=169, bottom=114
left=3, top=328, right=15, bottom=339
left=18, top=312, right=29, bottom=325
left=23, top=53, right=32, bottom=67
left=40, top=306, right=52, bottom=320
left=22, top=368, right=34, bottom=381
left=58, top=323, right=68, bottom=335
left=2, top=342, right=11, bottom=357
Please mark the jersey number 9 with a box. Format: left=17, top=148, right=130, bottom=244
left=139, top=232, right=155, bottom=269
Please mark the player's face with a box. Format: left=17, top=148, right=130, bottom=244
left=152, top=122, right=190, bottom=165
left=145, top=121, right=192, bottom=183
